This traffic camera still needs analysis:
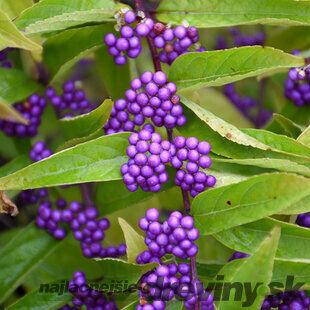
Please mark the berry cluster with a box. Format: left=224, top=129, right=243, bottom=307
left=105, top=10, right=153, bottom=65
left=104, top=71, right=186, bottom=134
left=223, top=83, right=272, bottom=127
left=229, top=27, right=265, bottom=47
left=284, top=67, right=310, bottom=107
left=261, top=291, right=310, bottom=310
left=29, top=141, right=53, bottom=162
left=215, top=27, right=265, bottom=50
left=296, top=213, right=310, bottom=228
left=0, top=48, right=13, bottom=68
left=60, top=271, right=118, bottom=310
left=0, top=93, right=47, bottom=138
left=36, top=200, right=126, bottom=258
left=137, top=208, right=199, bottom=262
left=72, top=205, right=126, bottom=259
left=46, top=80, right=92, bottom=118
left=18, top=188, right=49, bottom=206
left=149, top=23, right=205, bottom=65
left=121, top=130, right=174, bottom=192
left=137, top=263, right=214, bottom=310
left=228, top=251, right=250, bottom=262
left=171, top=136, right=216, bottom=197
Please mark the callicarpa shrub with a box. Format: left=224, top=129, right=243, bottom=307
left=0, top=1, right=309, bottom=310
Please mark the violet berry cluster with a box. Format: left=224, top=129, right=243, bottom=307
left=36, top=199, right=68, bottom=240
left=137, top=263, right=214, bottom=310
left=60, top=270, right=118, bottom=310
left=18, top=188, right=48, bottom=206
left=29, top=141, right=53, bottom=162
left=215, top=27, right=265, bottom=50
left=36, top=200, right=126, bottom=258
left=261, top=291, right=310, bottom=310
left=46, top=80, right=92, bottom=118
left=104, top=71, right=186, bottom=134
left=104, top=10, right=154, bottom=65
left=223, top=83, right=272, bottom=127
left=18, top=141, right=51, bottom=206
left=0, top=48, right=13, bottom=68
left=149, top=23, right=205, bottom=65
left=0, top=93, right=47, bottom=138
left=296, top=212, right=310, bottom=228
left=171, top=136, right=216, bottom=197
left=284, top=67, right=310, bottom=107
left=71, top=205, right=126, bottom=259
left=121, top=130, right=175, bottom=192
left=229, top=27, right=265, bottom=47
left=137, top=208, right=199, bottom=263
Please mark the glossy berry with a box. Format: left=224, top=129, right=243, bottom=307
left=121, top=130, right=175, bottom=192
left=0, top=93, right=47, bottom=138
left=137, top=208, right=200, bottom=262
left=150, top=23, right=205, bottom=65
left=171, top=136, right=216, bottom=197
left=105, top=10, right=153, bottom=65
left=45, top=81, right=92, bottom=118
left=261, top=290, right=310, bottom=310
left=284, top=64, right=310, bottom=107
left=29, top=141, right=53, bottom=162
left=61, top=270, right=118, bottom=310
left=137, top=263, right=215, bottom=310
left=296, top=213, right=310, bottom=228
left=104, top=71, right=186, bottom=134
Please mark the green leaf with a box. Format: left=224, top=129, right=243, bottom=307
left=279, top=194, right=310, bottom=215
left=95, top=46, right=131, bottom=100
left=266, top=26, right=310, bottom=54
left=0, top=9, right=41, bottom=51
left=0, top=97, right=29, bottom=124
left=297, top=125, right=310, bottom=147
left=0, top=68, right=38, bottom=103
left=272, top=260, right=310, bottom=288
left=59, top=99, right=112, bottom=141
left=180, top=96, right=310, bottom=166
left=168, top=47, right=304, bottom=92
left=96, top=258, right=156, bottom=285
left=22, top=234, right=107, bottom=289
left=192, top=173, right=310, bottom=235
left=43, top=24, right=114, bottom=83
left=118, top=218, right=147, bottom=264
left=0, top=0, right=33, bottom=20
left=214, top=217, right=310, bottom=263
left=241, top=128, right=310, bottom=158
left=272, top=113, right=304, bottom=139
left=180, top=88, right=254, bottom=128
left=166, top=301, right=184, bottom=310
left=7, top=280, right=71, bottom=310
left=15, top=0, right=126, bottom=36
left=0, top=223, right=58, bottom=303
left=180, top=96, right=270, bottom=150
left=156, top=0, right=310, bottom=28
left=0, top=133, right=130, bottom=190
left=0, top=154, right=31, bottom=178
left=216, top=226, right=280, bottom=310
left=196, top=262, right=224, bottom=279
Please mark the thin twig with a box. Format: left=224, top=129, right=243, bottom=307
left=80, top=183, right=92, bottom=208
